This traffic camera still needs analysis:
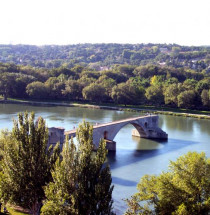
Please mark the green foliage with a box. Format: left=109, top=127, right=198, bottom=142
left=45, top=77, right=65, bottom=99
left=163, top=83, right=180, bottom=106
left=177, top=90, right=197, bottom=108
left=201, top=89, right=210, bottom=107
left=0, top=73, right=16, bottom=100
left=0, top=44, right=209, bottom=71
left=0, top=72, right=37, bottom=100
left=196, top=78, right=210, bottom=93
left=97, top=75, right=116, bottom=97
left=116, top=65, right=135, bottom=79
left=111, top=82, right=139, bottom=105
left=62, top=79, right=83, bottom=100
left=145, top=86, right=164, bottom=105
left=42, top=121, right=114, bottom=215
left=26, top=81, right=49, bottom=99
left=0, top=112, right=60, bottom=215
left=150, top=75, right=165, bottom=86
left=129, top=77, right=150, bottom=89
left=80, top=70, right=100, bottom=79
left=134, top=65, right=160, bottom=78
left=79, top=75, right=97, bottom=88
left=101, top=70, right=127, bottom=84
left=82, top=83, right=108, bottom=102
left=172, top=46, right=181, bottom=53
left=125, top=152, right=210, bottom=215
left=182, top=79, right=198, bottom=91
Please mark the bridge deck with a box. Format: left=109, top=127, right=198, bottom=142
left=65, top=114, right=156, bottom=136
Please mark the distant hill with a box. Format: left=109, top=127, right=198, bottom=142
left=0, top=43, right=209, bottom=71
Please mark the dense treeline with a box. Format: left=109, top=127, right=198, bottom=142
left=0, top=62, right=210, bottom=110
left=0, top=44, right=210, bottom=72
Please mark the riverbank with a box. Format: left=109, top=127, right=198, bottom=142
left=1, top=98, right=210, bottom=120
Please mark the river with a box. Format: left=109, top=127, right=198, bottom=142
left=0, top=103, right=209, bottom=214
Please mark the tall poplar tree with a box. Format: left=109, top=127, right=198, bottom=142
left=0, top=112, right=60, bottom=215
left=41, top=121, right=114, bottom=215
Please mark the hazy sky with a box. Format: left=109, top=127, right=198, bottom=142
left=0, top=0, right=209, bottom=46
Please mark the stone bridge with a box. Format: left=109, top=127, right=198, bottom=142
left=48, top=115, right=167, bottom=151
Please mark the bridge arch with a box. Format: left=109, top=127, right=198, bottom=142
left=107, top=121, right=147, bottom=142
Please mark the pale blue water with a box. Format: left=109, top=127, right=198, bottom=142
left=0, top=104, right=209, bottom=214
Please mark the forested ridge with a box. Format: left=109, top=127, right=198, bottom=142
left=0, top=43, right=210, bottom=70
left=0, top=43, right=210, bottom=110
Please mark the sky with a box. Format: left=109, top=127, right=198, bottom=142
left=0, top=0, right=210, bottom=46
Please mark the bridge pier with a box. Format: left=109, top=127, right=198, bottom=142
left=48, top=127, right=65, bottom=148
left=105, top=139, right=116, bottom=151
left=132, top=127, right=168, bottom=139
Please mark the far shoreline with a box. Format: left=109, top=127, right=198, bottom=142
left=0, top=98, right=210, bottom=120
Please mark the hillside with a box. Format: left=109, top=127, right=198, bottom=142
left=0, top=44, right=210, bottom=72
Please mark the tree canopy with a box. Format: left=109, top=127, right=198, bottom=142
left=125, top=152, right=210, bottom=215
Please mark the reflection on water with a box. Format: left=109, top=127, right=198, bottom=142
left=160, top=115, right=194, bottom=132
left=159, top=114, right=210, bottom=136
left=132, top=136, right=165, bottom=150
left=0, top=104, right=210, bottom=214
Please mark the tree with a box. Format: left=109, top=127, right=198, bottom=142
left=125, top=152, right=210, bottom=215
left=145, top=85, right=164, bottom=105
left=163, top=83, right=180, bottom=106
left=0, top=112, right=60, bottom=215
left=129, top=77, right=150, bottom=89
left=26, top=81, right=49, bottom=99
left=82, top=83, right=108, bottom=102
left=62, top=79, right=83, bottom=100
left=150, top=75, right=165, bottom=87
left=182, top=79, right=198, bottom=91
left=45, top=77, right=65, bottom=99
left=122, top=49, right=133, bottom=59
left=111, top=82, right=137, bottom=105
left=0, top=72, right=36, bottom=100
left=196, top=78, right=210, bottom=94
left=97, top=75, right=116, bottom=98
left=127, top=79, right=146, bottom=104
left=201, top=89, right=210, bottom=107
left=172, top=46, right=181, bottom=53
left=133, top=65, right=162, bottom=79
left=14, top=74, right=36, bottom=98
left=41, top=121, right=114, bottom=215
left=177, top=90, right=197, bottom=109
left=101, top=70, right=127, bottom=84
left=78, top=75, right=97, bottom=88
left=116, top=65, right=135, bottom=79
left=0, top=73, right=16, bottom=100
